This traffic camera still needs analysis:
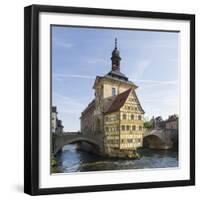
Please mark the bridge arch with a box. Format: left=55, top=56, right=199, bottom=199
left=143, top=135, right=163, bottom=149
left=53, top=134, right=103, bottom=155
left=143, top=128, right=174, bottom=150
left=63, top=138, right=100, bottom=149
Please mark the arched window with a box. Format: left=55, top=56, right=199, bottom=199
left=131, top=114, right=134, bottom=120
left=138, top=115, right=142, bottom=120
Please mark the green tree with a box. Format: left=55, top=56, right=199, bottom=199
left=144, top=121, right=153, bottom=129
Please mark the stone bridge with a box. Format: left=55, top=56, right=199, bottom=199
left=52, top=132, right=104, bottom=155
left=143, top=128, right=178, bottom=149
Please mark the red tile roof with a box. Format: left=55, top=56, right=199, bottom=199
left=105, top=88, right=132, bottom=114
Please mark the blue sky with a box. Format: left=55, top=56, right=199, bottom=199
left=52, top=26, right=179, bottom=132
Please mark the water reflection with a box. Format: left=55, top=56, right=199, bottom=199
left=55, top=144, right=178, bottom=173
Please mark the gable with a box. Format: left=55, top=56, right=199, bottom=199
left=121, top=90, right=145, bottom=114
left=105, top=88, right=132, bottom=114
left=132, top=90, right=145, bottom=114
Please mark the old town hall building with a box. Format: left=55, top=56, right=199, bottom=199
left=80, top=39, right=145, bottom=158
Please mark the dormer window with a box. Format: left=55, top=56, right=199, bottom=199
left=112, top=87, right=116, bottom=96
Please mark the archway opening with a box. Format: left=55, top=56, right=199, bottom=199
left=61, top=138, right=101, bottom=155
left=143, top=135, right=163, bottom=149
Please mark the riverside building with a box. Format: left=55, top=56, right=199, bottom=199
left=80, top=38, right=145, bottom=158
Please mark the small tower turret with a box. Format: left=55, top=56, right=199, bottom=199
left=111, top=38, right=121, bottom=71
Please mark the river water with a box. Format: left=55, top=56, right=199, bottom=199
left=55, top=144, right=178, bottom=173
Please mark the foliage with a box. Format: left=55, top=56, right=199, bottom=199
left=144, top=121, right=153, bottom=129
left=51, top=154, right=57, bottom=166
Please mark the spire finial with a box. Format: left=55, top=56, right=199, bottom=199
left=111, top=38, right=121, bottom=71
left=115, top=37, right=117, bottom=49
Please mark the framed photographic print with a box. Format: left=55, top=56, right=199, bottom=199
left=24, top=4, right=195, bottom=195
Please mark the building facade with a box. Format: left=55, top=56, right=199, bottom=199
left=165, top=114, right=178, bottom=130
left=150, top=114, right=178, bottom=130
left=80, top=39, right=145, bottom=158
left=52, top=106, right=64, bottom=135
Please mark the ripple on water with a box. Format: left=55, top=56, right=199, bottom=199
left=55, top=145, right=178, bottom=173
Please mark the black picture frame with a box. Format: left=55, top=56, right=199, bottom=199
left=24, top=4, right=195, bottom=196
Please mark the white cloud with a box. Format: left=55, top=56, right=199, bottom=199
left=134, top=79, right=177, bottom=84
left=130, top=60, right=152, bottom=79
left=53, top=93, right=95, bottom=131
left=121, top=38, right=178, bottom=50
left=136, top=80, right=178, bottom=120
left=86, top=58, right=106, bottom=64
left=134, top=79, right=178, bottom=89
left=53, top=73, right=95, bottom=80
left=54, top=93, right=84, bottom=108
left=141, top=40, right=178, bottom=50
left=53, top=38, right=74, bottom=48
